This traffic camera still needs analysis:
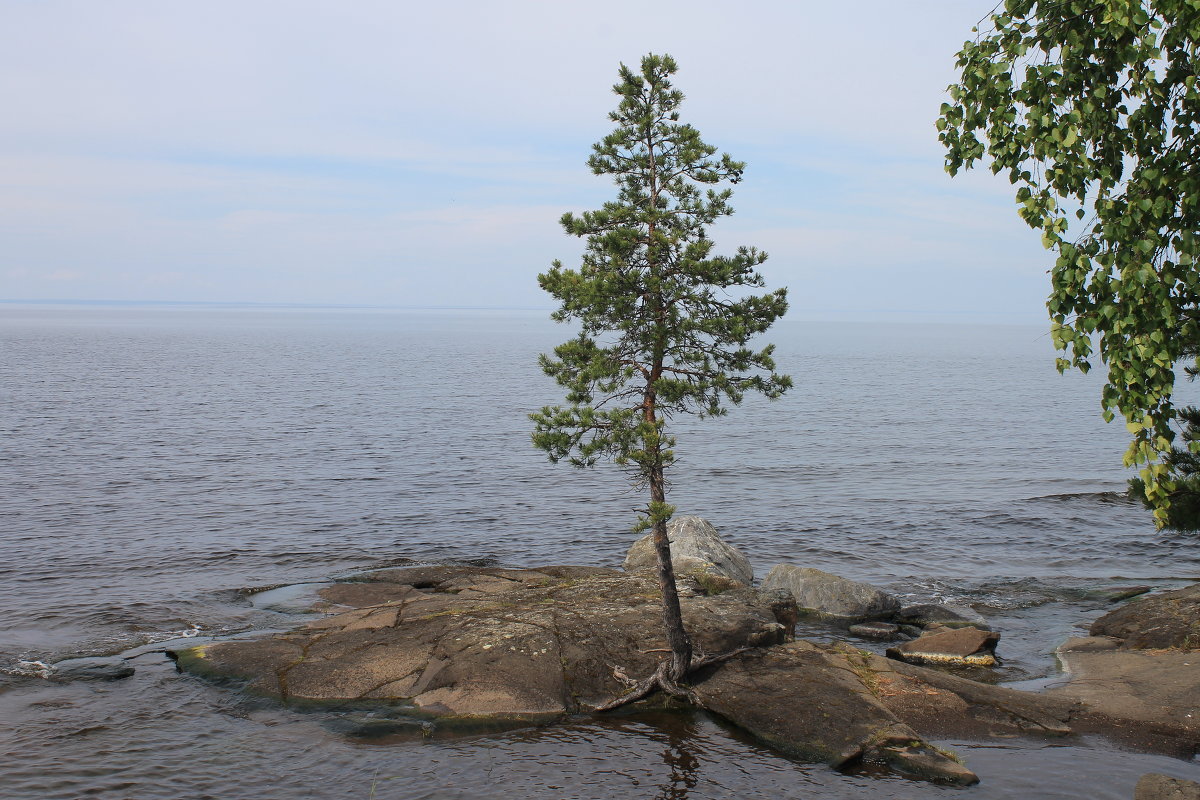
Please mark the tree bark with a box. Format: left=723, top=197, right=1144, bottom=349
left=649, top=467, right=693, bottom=681
left=642, top=68, right=692, bottom=685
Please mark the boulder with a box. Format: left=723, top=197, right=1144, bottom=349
left=761, top=565, right=901, bottom=622
left=623, top=516, right=753, bottom=585
left=1135, top=773, right=1200, bottom=800
left=886, top=627, right=1000, bottom=667
left=895, top=603, right=988, bottom=630
left=1089, top=583, right=1200, bottom=649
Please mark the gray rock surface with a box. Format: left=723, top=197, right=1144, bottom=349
left=50, top=658, right=136, bottom=682
left=1090, top=583, right=1200, bottom=649
left=1052, top=646, right=1200, bottom=747
left=170, top=564, right=1085, bottom=786
left=886, top=627, right=1000, bottom=667
left=1058, top=635, right=1122, bottom=653
left=896, top=603, right=987, bottom=630
left=171, top=563, right=1200, bottom=786
left=177, top=566, right=788, bottom=718
left=623, top=516, right=753, bottom=585
left=692, top=642, right=978, bottom=785
left=1135, top=773, right=1200, bottom=800
left=761, top=564, right=901, bottom=622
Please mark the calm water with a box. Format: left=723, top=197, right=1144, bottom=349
left=2, top=305, right=1198, bottom=799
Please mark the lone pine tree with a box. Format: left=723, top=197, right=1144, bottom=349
left=531, top=53, right=791, bottom=703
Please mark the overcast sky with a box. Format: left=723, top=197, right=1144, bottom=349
left=2, top=1, right=1056, bottom=322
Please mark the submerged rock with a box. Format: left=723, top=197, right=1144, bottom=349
left=885, top=627, right=1000, bottom=667
left=1089, top=583, right=1200, bottom=649
left=895, top=603, right=987, bottom=630
left=761, top=565, right=901, bottom=622
left=1088, top=585, right=1153, bottom=603
left=848, top=621, right=901, bottom=640
left=623, top=516, right=754, bottom=585
left=50, top=658, right=135, bottom=682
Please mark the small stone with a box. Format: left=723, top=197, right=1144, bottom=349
left=849, top=621, right=900, bottom=640
left=886, top=627, right=1000, bottom=667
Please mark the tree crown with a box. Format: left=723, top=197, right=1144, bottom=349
left=531, top=53, right=790, bottom=528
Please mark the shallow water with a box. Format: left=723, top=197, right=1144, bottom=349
left=2, top=305, right=1198, bottom=798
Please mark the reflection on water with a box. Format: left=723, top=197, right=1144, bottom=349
left=4, top=653, right=1196, bottom=800
left=655, top=712, right=701, bottom=800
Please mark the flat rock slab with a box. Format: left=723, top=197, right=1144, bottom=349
left=869, top=653, right=1076, bottom=738
left=693, top=642, right=978, bottom=785
left=886, top=627, right=1000, bottom=667
left=1053, top=647, right=1200, bottom=751
left=176, top=568, right=788, bottom=720
left=1059, top=635, right=1123, bottom=653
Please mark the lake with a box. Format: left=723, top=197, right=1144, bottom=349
left=1, top=304, right=1197, bottom=798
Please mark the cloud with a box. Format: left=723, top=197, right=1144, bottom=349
left=0, top=0, right=1051, bottom=318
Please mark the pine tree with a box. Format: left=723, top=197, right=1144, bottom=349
left=531, top=53, right=791, bottom=703
left=1129, top=405, right=1200, bottom=530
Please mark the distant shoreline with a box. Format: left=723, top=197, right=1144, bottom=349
left=0, top=299, right=1049, bottom=326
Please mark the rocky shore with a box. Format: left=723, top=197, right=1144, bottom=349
left=168, top=516, right=1200, bottom=790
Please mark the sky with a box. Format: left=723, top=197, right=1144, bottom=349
left=1, top=1, right=1056, bottom=322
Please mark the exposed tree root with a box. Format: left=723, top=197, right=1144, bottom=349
left=591, top=646, right=753, bottom=712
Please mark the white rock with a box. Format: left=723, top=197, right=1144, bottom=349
left=623, top=516, right=753, bottom=585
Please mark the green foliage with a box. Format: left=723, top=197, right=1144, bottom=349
left=531, top=53, right=791, bottom=529
left=939, top=1, right=1200, bottom=525
left=1130, top=405, right=1200, bottom=529
left=688, top=569, right=739, bottom=596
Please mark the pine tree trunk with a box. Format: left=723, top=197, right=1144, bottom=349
left=649, top=468, right=693, bottom=681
